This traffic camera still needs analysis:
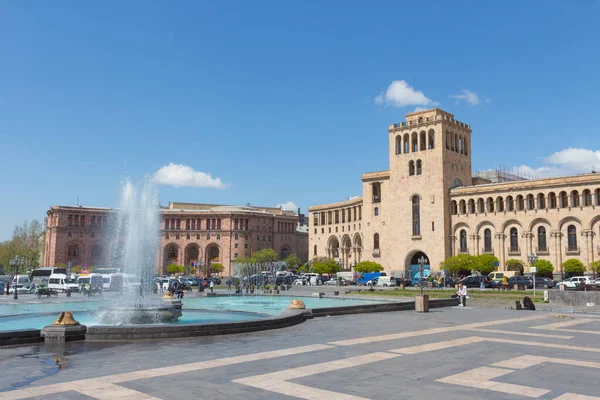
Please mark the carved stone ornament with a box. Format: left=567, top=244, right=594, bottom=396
left=288, top=299, right=306, bottom=309
left=52, top=311, right=80, bottom=326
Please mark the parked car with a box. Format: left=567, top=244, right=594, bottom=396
left=535, top=277, right=556, bottom=289
left=557, top=276, right=592, bottom=289
left=507, top=276, right=534, bottom=289
left=459, top=275, right=493, bottom=288
left=593, top=278, right=600, bottom=288
left=324, top=278, right=340, bottom=286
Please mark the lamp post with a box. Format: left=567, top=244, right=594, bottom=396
left=527, top=253, right=538, bottom=297
left=417, top=255, right=428, bottom=296
left=9, top=255, right=23, bottom=300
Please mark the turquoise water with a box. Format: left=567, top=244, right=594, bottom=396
left=182, top=295, right=387, bottom=315
left=0, top=295, right=387, bottom=331
left=0, top=309, right=270, bottom=331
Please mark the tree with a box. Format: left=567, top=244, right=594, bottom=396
left=589, top=261, right=600, bottom=275
left=533, top=259, right=554, bottom=277
left=354, top=260, right=384, bottom=273
left=312, top=258, right=340, bottom=275
left=0, top=240, right=16, bottom=273
left=254, top=248, right=277, bottom=263
left=474, top=254, right=499, bottom=276
left=11, top=219, right=44, bottom=271
left=210, top=263, right=224, bottom=275
left=562, top=258, right=585, bottom=277
left=167, top=264, right=185, bottom=275
left=505, top=259, right=524, bottom=275
left=440, top=254, right=476, bottom=277
left=284, top=253, right=302, bottom=270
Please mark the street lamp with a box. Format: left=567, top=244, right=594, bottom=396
left=417, top=255, right=428, bottom=296
left=9, top=255, right=24, bottom=300
left=527, top=253, right=538, bottom=297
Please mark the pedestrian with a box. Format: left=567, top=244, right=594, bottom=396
left=480, top=278, right=485, bottom=290
left=437, top=276, right=443, bottom=289
left=209, top=280, right=214, bottom=293
left=160, top=281, right=164, bottom=293
left=227, top=279, right=232, bottom=291
left=456, top=283, right=468, bottom=307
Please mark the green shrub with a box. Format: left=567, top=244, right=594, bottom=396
left=589, top=261, right=600, bottom=274
left=440, top=254, right=475, bottom=277
left=506, top=259, right=524, bottom=275
left=562, top=258, right=585, bottom=277
left=264, top=284, right=271, bottom=290
left=354, top=261, right=384, bottom=273
left=533, top=259, right=554, bottom=277
left=474, top=254, right=499, bottom=276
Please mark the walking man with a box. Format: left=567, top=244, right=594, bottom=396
left=209, top=280, right=214, bottom=293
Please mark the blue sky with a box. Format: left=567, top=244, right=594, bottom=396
left=1, top=1, right=599, bottom=240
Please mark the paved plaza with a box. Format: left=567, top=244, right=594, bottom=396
left=1, top=306, right=600, bottom=399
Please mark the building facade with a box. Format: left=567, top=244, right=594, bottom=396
left=309, top=108, right=600, bottom=278
left=44, top=202, right=308, bottom=276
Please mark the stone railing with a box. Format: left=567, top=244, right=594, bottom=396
left=565, top=246, right=580, bottom=255
left=508, top=247, right=521, bottom=256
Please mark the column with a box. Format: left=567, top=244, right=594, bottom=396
left=523, top=231, right=532, bottom=257
left=450, top=235, right=457, bottom=257
left=495, top=233, right=506, bottom=270
left=469, top=234, right=479, bottom=255
left=550, top=231, right=562, bottom=278
left=583, top=230, right=593, bottom=268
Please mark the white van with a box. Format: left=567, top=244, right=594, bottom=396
left=48, top=274, right=79, bottom=292
left=376, top=276, right=395, bottom=287
left=10, top=275, right=32, bottom=293
left=488, top=271, right=516, bottom=283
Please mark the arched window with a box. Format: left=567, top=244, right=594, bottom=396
left=526, top=194, right=535, bottom=210
left=509, top=228, right=518, bottom=252
left=374, top=207, right=379, bottom=216
left=537, top=193, right=546, bottom=209
left=409, top=160, right=415, bottom=176
left=571, top=191, right=580, bottom=207
left=416, top=160, right=422, bottom=175
left=487, top=197, right=495, bottom=213
left=446, top=132, right=450, bottom=149
left=234, top=233, right=238, bottom=240
left=484, top=229, right=492, bottom=253
left=567, top=225, right=577, bottom=250
left=68, top=231, right=72, bottom=238
left=196, top=234, right=200, bottom=240
left=506, top=196, right=514, bottom=212
left=455, top=135, right=459, bottom=153
left=395, top=136, right=402, bottom=154
left=548, top=192, right=557, bottom=209
left=477, top=198, right=485, bottom=213
left=458, top=136, right=463, bottom=154
left=451, top=201, right=458, bottom=215
left=428, top=130, right=434, bottom=149
left=420, top=131, right=426, bottom=151
left=412, top=132, right=418, bottom=152
left=459, top=230, right=467, bottom=253
left=559, top=191, right=568, bottom=208
left=373, top=233, right=380, bottom=250
left=459, top=200, right=466, bottom=215
left=453, top=178, right=463, bottom=188
left=68, top=245, right=79, bottom=257
left=412, top=195, right=420, bottom=236
left=186, top=234, right=190, bottom=240
left=537, top=226, right=547, bottom=252
left=497, top=197, right=505, bottom=212
left=596, top=189, right=600, bottom=206
left=516, top=195, right=524, bottom=211
left=168, top=246, right=178, bottom=259
left=582, top=189, right=592, bottom=206
left=464, top=137, right=468, bottom=155
left=468, top=199, right=475, bottom=214
left=403, top=134, right=410, bottom=153
left=314, top=245, right=317, bottom=256
left=92, top=246, right=102, bottom=258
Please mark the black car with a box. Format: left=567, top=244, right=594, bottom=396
left=507, top=276, right=533, bottom=289
left=275, top=276, right=294, bottom=285
left=535, top=277, right=556, bottom=289
left=459, top=275, right=493, bottom=288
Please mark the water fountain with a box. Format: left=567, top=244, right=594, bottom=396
left=95, top=178, right=181, bottom=324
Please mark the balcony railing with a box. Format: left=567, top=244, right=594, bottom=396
left=535, top=247, right=550, bottom=256
left=481, top=247, right=494, bottom=255
left=458, top=248, right=469, bottom=254
left=508, top=247, right=521, bottom=256
left=598, top=245, right=600, bottom=255
left=373, top=196, right=381, bottom=203
left=372, top=249, right=381, bottom=258
left=565, top=246, right=580, bottom=255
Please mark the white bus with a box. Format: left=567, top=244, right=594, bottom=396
left=30, top=267, right=67, bottom=286
left=93, top=268, right=121, bottom=290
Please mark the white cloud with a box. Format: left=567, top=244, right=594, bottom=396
left=514, top=147, right=600, bottom=178
left=375, top=80, right=434, bottom=108
left=277, top=201, right=298, bottom=211
left=412, top=106, right=427, bottom=112
left=153, top=163, right=226, bottom=189
left=451, top=89, right=480, bottom=105
left=544, top=148, right=600, bottom=168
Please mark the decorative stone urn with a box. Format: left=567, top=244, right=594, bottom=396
left=288, top=299, right=306, bottom=309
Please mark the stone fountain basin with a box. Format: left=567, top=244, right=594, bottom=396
left=96, top=306, right=182, bottom=325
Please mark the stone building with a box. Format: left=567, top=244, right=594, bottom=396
left=44, top=202, right=308, bottom=277
left=308, top=108, right=600, bottom=279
